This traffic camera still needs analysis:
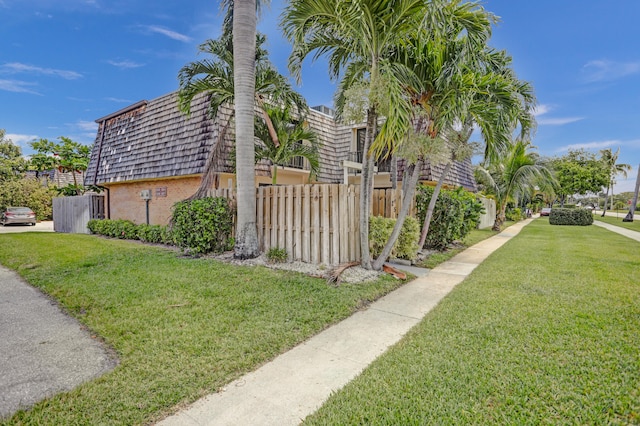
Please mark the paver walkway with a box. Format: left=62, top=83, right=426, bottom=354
left=158, top=219, right=534, bottom=425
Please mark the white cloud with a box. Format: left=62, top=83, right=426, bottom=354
left=75, top=120, right=98, bottom=132
left=533, top=103, right=583, bottom=126
left=582, top=59, right=640, bottom=83
left=107, top=59, right=144, bottom=69
left=1, top=62, right=82, bottom=80
left=556, top=140, right=619, bottom=152
left=532, top=104, right=551, bottom=116
left=0, top=79, right=40, bottom=94
left=105, top=97, right=133, bottom=103
left=537, top=117, right=584, bottom=126
left=140, top=25, right=192, bottom=42
left=6, top=133, right=39, bottom=148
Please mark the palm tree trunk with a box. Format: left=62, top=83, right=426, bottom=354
left=359, top=107, right=377, bottom=269
left=493, top=202, right=507, bottom=231
left=417, top=161, right=452, bottom=250
left=391, top=155, right=398, bottom=189
left=623, top=164, right=640, bottom=222
left=371, top=160, right=423, bottom=271
left=233, top=0, right=259, bottom=259
left=601, top=182, right=610, bottom=216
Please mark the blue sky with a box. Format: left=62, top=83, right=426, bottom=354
left=2, top=0, right=640, bottom=193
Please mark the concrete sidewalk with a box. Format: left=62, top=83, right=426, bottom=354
left=158, top=219, right=534, bottom=426
left=593, top=220, right=640, bottom=242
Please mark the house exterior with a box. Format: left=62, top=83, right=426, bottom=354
left=84, top=90, right=476, bottom=225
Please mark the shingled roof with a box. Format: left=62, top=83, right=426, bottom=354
left=85, top=90, right=476, bottom=191
left=84, top=91, right=346, bottom=186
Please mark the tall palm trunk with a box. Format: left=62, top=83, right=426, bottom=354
left=417, top=161, right=453, bottom=250
left=623, top=164, right=640, bottom=222
left=371, top=159, right=423, bottom=271
left=233, top=0, right=259, bottom=259
left=359, top=107, right=377, bottom=269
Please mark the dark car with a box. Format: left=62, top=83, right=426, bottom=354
left=540, top=207, right=552, bottom=217
left=1, top=207, right=37, bottom=226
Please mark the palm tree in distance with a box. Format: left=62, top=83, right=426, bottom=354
left=600, top=148, right=631, bottom=216
left=475, top=139, right=556, bottom=230
left=255, top=107, right=319, bottom=185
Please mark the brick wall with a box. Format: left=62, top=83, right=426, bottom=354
left=106, top=177, right=201, bottom=225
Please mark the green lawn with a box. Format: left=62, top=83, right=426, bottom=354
left=594, top=213, right=640, bottom=232
left=0, top=233, right=401, bottom=425
left=304, top=220, right=640, bottom=424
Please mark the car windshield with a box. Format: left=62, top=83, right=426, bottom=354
left=8, top=207, right=32, bottom=213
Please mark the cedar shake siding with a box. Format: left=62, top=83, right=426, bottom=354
left=85, top=90, right=476, bottom=205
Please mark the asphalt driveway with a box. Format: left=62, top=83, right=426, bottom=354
left=0, top=221, right=54, bottom=234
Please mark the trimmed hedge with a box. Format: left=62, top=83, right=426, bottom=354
left=549, top=208, right=593, bottom=226
left=171, top=197, right=234, bottom=255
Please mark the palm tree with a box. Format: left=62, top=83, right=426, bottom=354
left=255, top=107, right=319, bottom=184
left=369, top=8, right=537, bottom=269
left=600, top=148, right=631, bottom=216
left=411, top=47, right=536, bottom=252
left=283, top=0, right=425, bottom=269
left=475, top=139, right=555, bottom=230
left=282, top=0, right=467, bottom=269
left=178, top=32, right=306, bottom=199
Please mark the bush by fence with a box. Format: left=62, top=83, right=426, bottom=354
left=171, top=197, right=234, bottom=255
left=369, top=216, right=420, bottom=261
left=549, top=208, right=593, bottom=226
left=415, top=186, right=484, bottom=250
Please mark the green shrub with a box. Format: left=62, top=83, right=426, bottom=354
left=171, top=197, right=234, bottom=255
left=369, top=215, right=420, bottom=261
left=87, top=219, right=138, bottom=238
left=88, top=219, right=174, bottom=245
left=0, top=177, right=56, bottom=220
left=137, top=224, right=169, bottom=244
left=266, top=247, right=288, bottom=263
left=549, top=208, right=593, bottom=226
left=415, top=186, right=483, bottom=250
left=505, top=207, right=523, bottom=222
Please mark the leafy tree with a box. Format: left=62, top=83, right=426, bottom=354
left=28, top=136, right=92, bottom=194
left=599, top=148, right=631, bottom=215
left=475, top=139, right=556, bottom=230
left=0, top=129, right=27, bottom=181
left=254, top=107, right=319, bottom=184
left=550, top=149, right=609, bottom=206
left=0, top=177, right=56, bottom=220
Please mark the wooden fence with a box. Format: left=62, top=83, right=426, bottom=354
left=208, top=184, right=411, bottom=265
left=53, top=194, right=105, bottom=233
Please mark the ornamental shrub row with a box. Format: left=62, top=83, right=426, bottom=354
left=87, top=219, right=173, bottom=244
left=549, top=208, right=593, bottom=226
left=87, top=196, right=234, bottom=255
